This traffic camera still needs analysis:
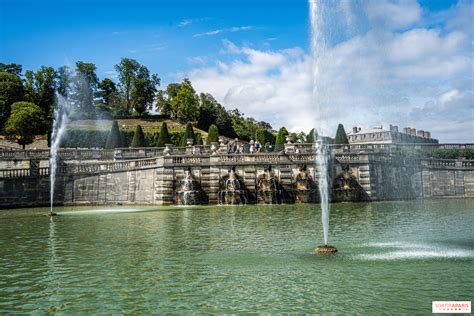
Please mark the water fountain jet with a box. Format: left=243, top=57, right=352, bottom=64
left=310, top=0, right=337, bottom=253
left=49, top=92, right=72, bottom=216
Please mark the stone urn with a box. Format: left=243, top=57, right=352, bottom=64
left=186, top=138, right=194, bottom=147
left=192, top=145, right=201, bottom=155
left=210, top=142, right=219, bottom=155
left=163, top=144, right=173, bottom=156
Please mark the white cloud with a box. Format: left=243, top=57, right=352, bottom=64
left=365, top=0, right=421, bottom=30
left=179, top=19, right=193, bottom=27
left=181, top=2, right=473, bottom=142
left=194, top=26, right=254, bottom=37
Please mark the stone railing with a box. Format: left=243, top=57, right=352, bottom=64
left=2, top=143, right=472, bottom=161
left=0, top=147, right=167, bottom=160
left=425, top=159, right=474, bottom=169
left=0, top=167, right=53, bottom=178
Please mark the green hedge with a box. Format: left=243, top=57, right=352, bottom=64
left=61, top=129, right=201, bottom=148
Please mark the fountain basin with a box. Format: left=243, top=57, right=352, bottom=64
left=315, top=245, right=337, bottom=254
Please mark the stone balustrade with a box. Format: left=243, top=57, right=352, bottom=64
left=1, top=143, right=472, bottom=162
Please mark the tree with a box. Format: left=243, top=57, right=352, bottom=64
left=115, top=58, right=160, bottom=115
left=23, top=66, right=57, bottom=126
left=156, top=122, right=171, bottom=147
left=130, top=66, right=160, bottom=116
left=172, top=79, right=199, bottom=123
left=4, top=102, right=44, bottom=149
left=255, top=128, right=275, bottom=145
left=72, top=61, right=99, bottom=117
left=197, top=93, right=219, bottom=131
left=105, top=120, right=123, bottom=149
left=115, top=58, right=140, bottom=112
left=207, top=124, right=219, bottom=144
left=274, top=127, right=289, bottom=152
left=290, top=131, right=307, bottom=143
left=179, top=122, right=195, bottom=147
left=130, top=124, right=146, bottom=147
left=0, top=72, right=24, bottom=131
left=155, top=90, right=172, bottom=115
left=334, top=123, right=349, bottom=144
left=0, top=63, right=22, bottom=76
left=97, top=78, right=117, bottom=105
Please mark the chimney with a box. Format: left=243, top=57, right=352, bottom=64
left=424, top=131, right=431, bottom=138
left=403, top=127, right=410, bottom=134
left=411, top=128, right=416, bottom=136
left=358, top=127, right=362, bottom=132
left=393, top=125, right=398, bottom=132
left=352, top=126, right=358, bottom=134
left=417, top=130, right=424, bottom=137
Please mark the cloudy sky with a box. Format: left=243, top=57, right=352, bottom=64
left=1, top=0, right=473, bottom=142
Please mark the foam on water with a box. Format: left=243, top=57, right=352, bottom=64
left=355, top=242, right=474, bottom=260
left=59, top=208, right=152, bottom=215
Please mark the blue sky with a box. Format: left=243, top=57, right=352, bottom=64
left=1, top=0, right=472, bottom=142
left=1, top=0, right=309, bottom=82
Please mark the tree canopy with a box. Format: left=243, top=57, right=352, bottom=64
left=115, top=58, right=160, bottom=116
left=4, top=102, right=44, bottom=148
left=0, top=72, right=24, bottom=131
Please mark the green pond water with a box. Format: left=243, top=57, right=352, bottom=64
left=0, top=200, right=473, bottom=314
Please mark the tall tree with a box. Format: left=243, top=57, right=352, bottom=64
left=115, top=58, right=159, bottom=115
left=156, top=122, right=171, bottom=147
left=97, top=78, right=117, bottom=105
left=4, top=102, right=44, bottom=149
left=171, top=79, right=199, bottom=123
left=334, top=123, right=349, bottom=144
left=0, top=72, right=24, bottom=131
left=197, top=93, right=219, bottom=131
left=131, top=124, right=146, bottom=147
left=24, top=66, right=57, bottom=125
left=105, top=120, right=123, bottom=149
left=0, top=63, right=22, bottom=76
left=274, top=127, right=289, bottom=152
left=115, top=58, right=140, bottom=112
left=155, top=90, right=172, bottom=116
left=73, top=61, right=98, bottom=116
left=207, top=124, right=219, bottom=144
left=130, top=66, right=160, bottom=115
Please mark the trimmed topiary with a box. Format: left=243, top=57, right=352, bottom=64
left=105, top=120, right=123, bottom=149
left=131, top=124, right=146, bottom=147
left=207, top=124, right=219, bottom=144
left=334, top=124, right=349, bottom=145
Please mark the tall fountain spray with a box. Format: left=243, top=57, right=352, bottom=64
left=49, top=93, right=71, bottom=216
left=310, top=0, right=337, bottom=253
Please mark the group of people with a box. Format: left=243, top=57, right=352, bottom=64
left=227, top=139, right=263, bottom=154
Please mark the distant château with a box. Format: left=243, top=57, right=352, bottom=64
left=347, top=124, right=438, bottom=144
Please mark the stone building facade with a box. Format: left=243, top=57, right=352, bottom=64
left=348, top=125, right=438, bottom=144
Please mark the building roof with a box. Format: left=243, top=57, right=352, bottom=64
left=347, top=127, right=387, bottom=136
